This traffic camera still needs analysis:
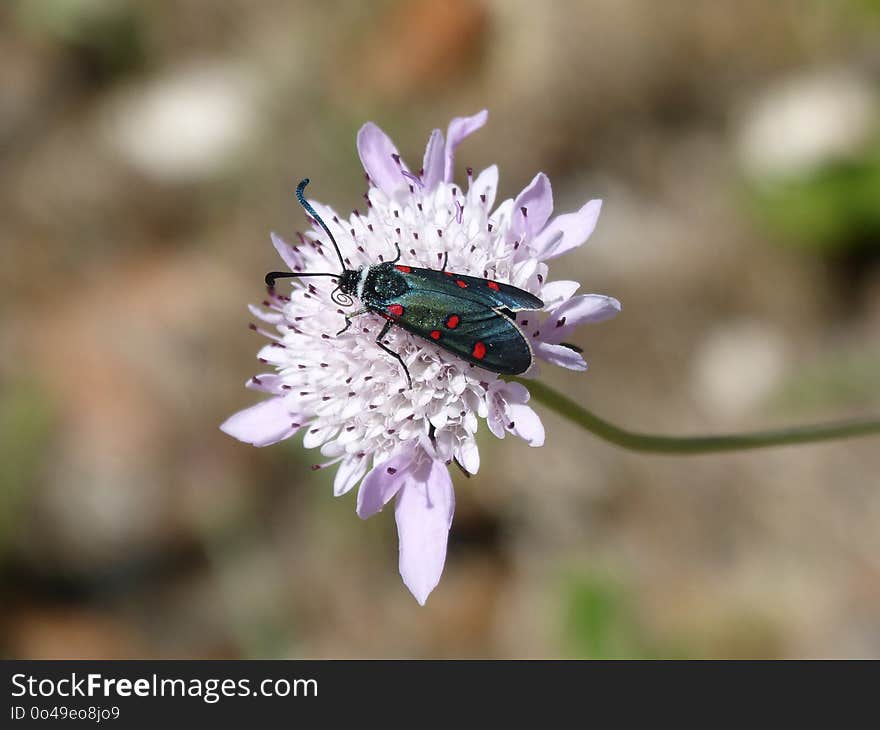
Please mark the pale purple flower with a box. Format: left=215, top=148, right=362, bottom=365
left=221, top=110, right=619, bottom=604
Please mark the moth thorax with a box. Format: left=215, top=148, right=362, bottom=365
left=365, top=264, right=408, bottom=299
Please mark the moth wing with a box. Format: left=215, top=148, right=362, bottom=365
left=401, top=267, right=544, bottom=311
left=390, top=288, right=533, bottom=374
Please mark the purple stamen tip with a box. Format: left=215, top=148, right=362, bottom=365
left=401, top=170, right=424, bottom=188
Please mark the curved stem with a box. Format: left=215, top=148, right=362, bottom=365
left=516, top=378, right=880, bottom=454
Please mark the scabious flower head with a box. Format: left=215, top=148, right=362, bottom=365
left=221, top=110, right=620, bottom=604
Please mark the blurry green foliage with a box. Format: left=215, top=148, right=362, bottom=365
left=14, top=0, right=146, bottom=83
left=0, top=380, right=54, bottom=556
left=770, top=349, right=880, bottom=412
left=853, top=0, right=880, bottom=19
left=565, top=573, right=632, bottom=659
left=751, top=135, right=880, bottom=253
left=563, top=572, right=690, bottom=659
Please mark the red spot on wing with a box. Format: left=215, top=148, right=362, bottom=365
left=456, top=279, right=468, bottom=288
left=445, top=314, right=460, bottom=329
left=444, top=271, right=453, bottom=277
left=387, top=304, right=404, bottom=316
left=487, top=281, right=500, bottom=291
left=430, top=330, right=441, bottom=340
left=395, top=265, right=411, bottom=273
left=472, top=341, right=486, bottom=360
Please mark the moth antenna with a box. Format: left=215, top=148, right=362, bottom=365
left=296, top=179, right=346, bottom=272
left=265, top=271, right=338, bottom=287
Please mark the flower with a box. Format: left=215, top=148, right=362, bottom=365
left=221, top=110, right=620, bottom=604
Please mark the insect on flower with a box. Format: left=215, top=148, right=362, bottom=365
left=265, top=179, right=545, bottom=388
left=221, top=110, right=620, bottom=604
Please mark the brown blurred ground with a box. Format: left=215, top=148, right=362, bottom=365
left=1, top=0, right=879, bottom=658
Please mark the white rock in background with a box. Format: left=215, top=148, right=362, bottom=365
left=101, top=63, right=261, bottom=183
left=736, top=69, right=876, bottom=180
left=692, top=321, right=788, bottom=418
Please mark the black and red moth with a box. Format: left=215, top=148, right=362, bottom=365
left=265, top=179, right=544, bottom=387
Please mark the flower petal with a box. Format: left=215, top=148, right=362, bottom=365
left=395, top=458, right=455, bottom=605
left=444, top=109, right=488, bottom=182
left=509, top=172, right=553, bottom=243
left=487, top=403, right=506, bottom=439
left=484, top=381, right=507, bottom=439
left=506, top=403, right=545, bottom=447
left=457, top=436, right=480, bottom=474
left=302, top=424, right=338, bottom=449
left=535, top=341, right=589, bottom=371
left=356, top=449, right=416, bottom=519
left=492, top=379, right=530, bottom=404
left=468, top=164, right=499, bottom=209
left=421, top=129, right=445, bottom=191
left=270, top=232, right=304, bottom=271
left=543, top=295, right=622, bottom=344
left=334, top=454, right=369, bottom=497
left=304, top=199, right=359, bottom=263
left=245, top=373, right=286, bottom=393
left=219, top=398, right=301, bottom=447
left=539, top=280, right=581, bottom=309
left=357, top=122, right=405, bottom=195
left=532, top=199, right=602, bottom=260
left=248, top=303, right=283, bottom=324
left=489, top=198, right=514, bottom=234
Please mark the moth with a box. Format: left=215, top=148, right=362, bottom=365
left=266, top=179, right=544, bottom=387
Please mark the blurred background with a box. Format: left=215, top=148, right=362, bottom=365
left=1, top=0, right=879, bottom=659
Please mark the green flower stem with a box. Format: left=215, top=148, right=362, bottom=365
left=517, top=378, right=880, bottom=454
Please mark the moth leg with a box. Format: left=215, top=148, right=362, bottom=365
left=439, top=251, right=449, bottom=272
left=375, top=319, right=413, bottom=389
left=336, top=308, right=370, bottom=336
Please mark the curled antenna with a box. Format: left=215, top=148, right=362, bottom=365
left=296, top=178, right=346, bottom=272
left=265, top=271, right=337, bottom=287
